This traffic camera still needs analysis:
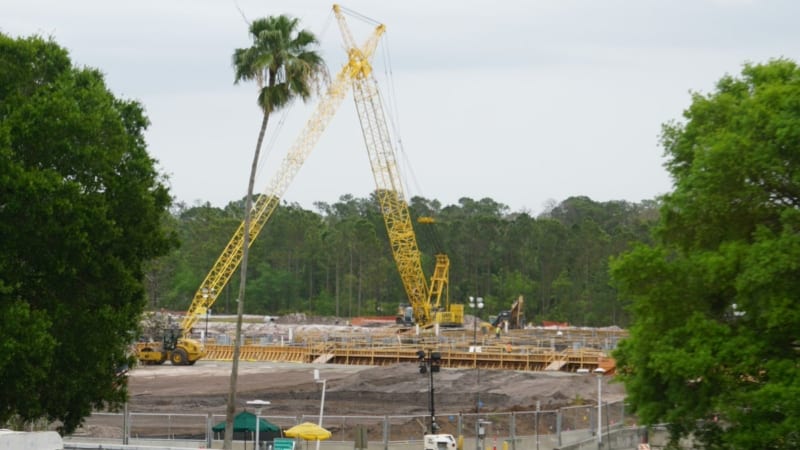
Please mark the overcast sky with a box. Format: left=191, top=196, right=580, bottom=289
left=5, top=0, right=800, bottom=215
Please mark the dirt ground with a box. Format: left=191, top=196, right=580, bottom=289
left=128, top=315, right=625, bottom=419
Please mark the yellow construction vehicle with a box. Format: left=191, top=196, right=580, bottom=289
left=136, top=10, right=387, bottom=365
left=136, top=325, right=204, bottom=366
left=333, top=5, right=463, bottom=328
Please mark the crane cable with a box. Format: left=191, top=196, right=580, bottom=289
left=352, top=11, right=448, bottom=258
left=335, top=6, right=422, bottom=202
left=375, top=25, right=446, bottom=256
left=336, top=5, right=382, bottom=27
left=327, top=6, right=446, bottom=258
left=254, top=11, right=337, bottom=198
left=379, top=29, right=433, bottom=214
left=229, top=0, right=290, bottom=191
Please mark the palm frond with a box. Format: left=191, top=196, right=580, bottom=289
left=233, top=12, right=327, bottom=112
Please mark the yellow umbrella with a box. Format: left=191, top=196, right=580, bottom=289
left=284, top=422, right=332, bottom=441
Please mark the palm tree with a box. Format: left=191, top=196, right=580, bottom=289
left=223, top=15, right=325, bottom=450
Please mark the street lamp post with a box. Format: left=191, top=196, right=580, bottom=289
left=468, top=296, right=484, bottom=450
left=593, top=367, right=606, bottom=448
left=467, top=297, right=484, bottom=398
left=246, top=399, right=270, bottom=450
left=313, top=369, right=327, bottom=450
left=201, top=287, right=216, bottom=345
left=416, top=349, right=442, bottom=434
left=468, top=296, right=484, bottom=348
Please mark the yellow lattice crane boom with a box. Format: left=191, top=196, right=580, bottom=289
left=333, top=5, right=463, bottom=327
left=136, top=15, right=386, bottom=365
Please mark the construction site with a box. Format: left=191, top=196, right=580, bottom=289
left=91, top=313, right=631, bottom=449
left=137, top=309, right=622, bottom=375
left=133, top=4, right=622, bottom=377
left=120, top=6, right=630, bottom=448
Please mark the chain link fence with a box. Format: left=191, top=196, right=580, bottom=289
left=64, top=400, right=628, bottom=449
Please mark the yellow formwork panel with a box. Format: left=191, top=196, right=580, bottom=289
left=203, top=344, right=311, bottom=363
left=198, top=340, right=607, bottom=373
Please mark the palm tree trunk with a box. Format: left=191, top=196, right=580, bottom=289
left=223, top=110, right=270, bottom=449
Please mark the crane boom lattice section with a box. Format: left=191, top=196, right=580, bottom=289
left=355, top=91, right=431, bottom=324
left=335, top=15, right=433, bottom=326
left=180, top=26, right=383, bottom=335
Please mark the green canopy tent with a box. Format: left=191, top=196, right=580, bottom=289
left=212, top=411, right=281, bottom=448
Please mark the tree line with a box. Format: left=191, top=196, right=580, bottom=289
left=146, top=194, right=658, bottom=327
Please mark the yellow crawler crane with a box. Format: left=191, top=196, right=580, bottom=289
left=136, top=12, right=387, bottom=365
left=333, top=5, right=463, bottom=328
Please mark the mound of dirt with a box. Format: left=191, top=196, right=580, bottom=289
left=127, top=360, right=624, bottom=418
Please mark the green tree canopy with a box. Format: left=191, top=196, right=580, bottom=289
left=0, top=34, right=174, bottom=433
left=152, top=193, right=654, bottom=329
left=611, top=59, right=800, bottom=448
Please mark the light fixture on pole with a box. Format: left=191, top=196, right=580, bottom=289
left=417, top=349, right=442, bottom=434
left=313, top=369, right=327, bottom=450
left=468, top=296, right=484, bottom=450
left=246, top=399, right=270, bottom=450
left=593, top=367, right=606, bottom=448
left=468, top=296, right=484, bottom=348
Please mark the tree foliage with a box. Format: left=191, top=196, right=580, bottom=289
left=147, top=194, right=657, bottom=329
left=611, top=59, right=800, bottom=448
left=0, top=34, right=174, bottom=433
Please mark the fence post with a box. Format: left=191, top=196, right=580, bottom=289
left=534, top=401, right=539, bottom=450
left=206, top=413, right=213, bottom=449
left=556, top=409, right=562, bottom=447
left=509, top=412, right=515, bottom=450
left=122, top=403, right=129, bottom=445
left=383, top=415, right=389, bottom=450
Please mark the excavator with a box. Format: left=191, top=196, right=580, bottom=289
left=332, top=6, right=463, bottom=328
left=135, top=7, right=387, bottom=365
left=490, top=295, right=526, bottom=330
